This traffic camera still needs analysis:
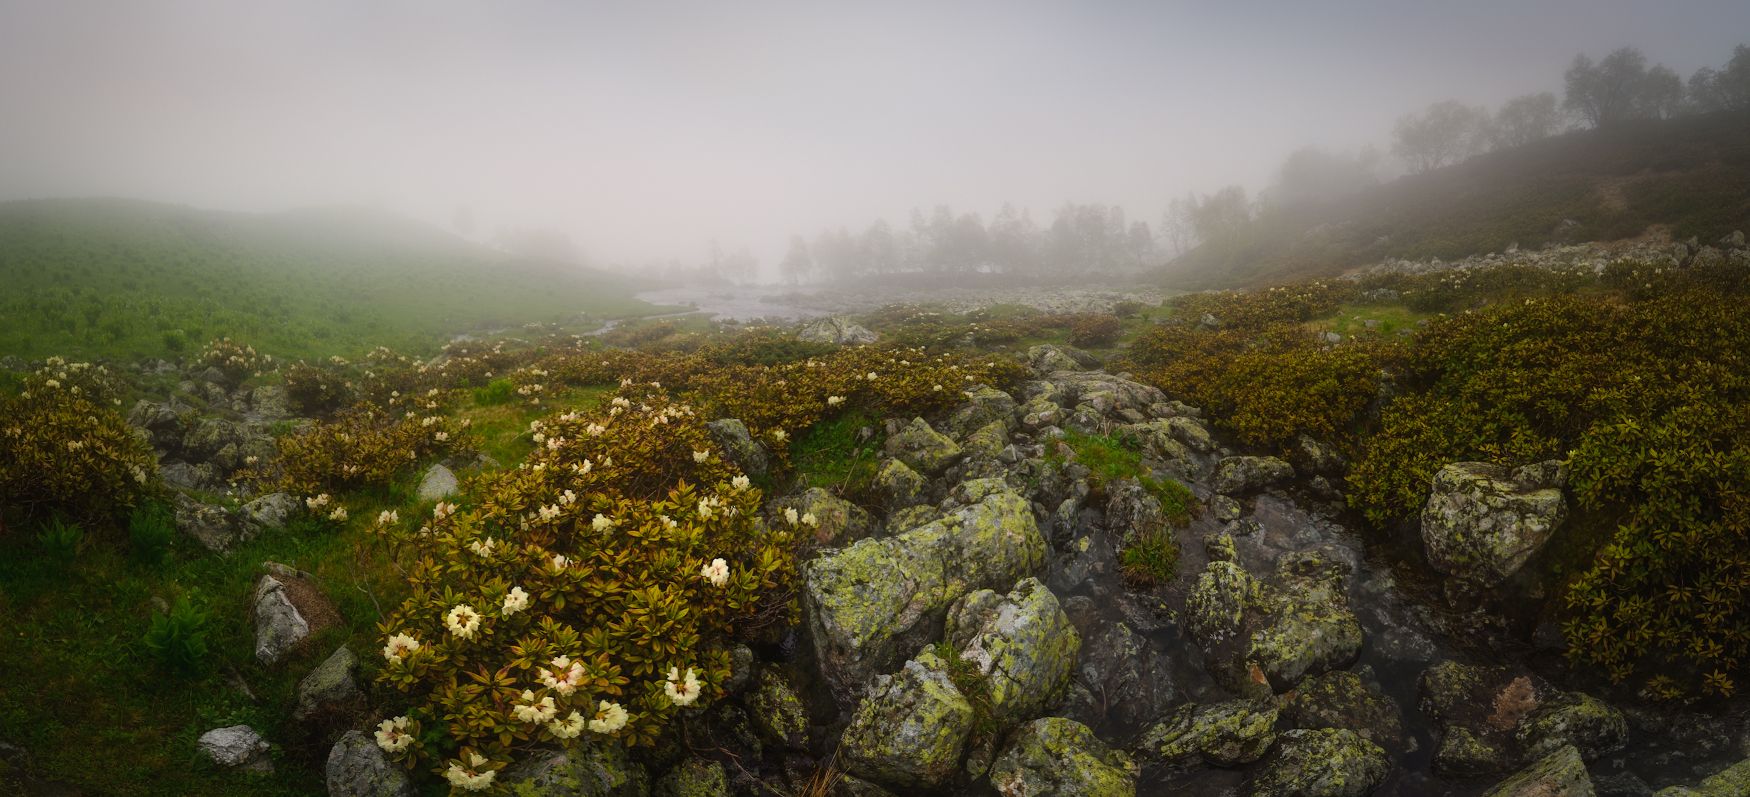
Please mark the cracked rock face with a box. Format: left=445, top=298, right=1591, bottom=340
left=1420, top=461, right=1568, bottom=588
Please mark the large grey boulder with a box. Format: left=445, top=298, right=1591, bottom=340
left=840, top=649, right=975, bottom=789
left=706, top=418, right=769, bottom=478
left=1656, top=756, right=1750, bottom=796
left=1245, top=551, right=1364, bottom=691
left=293, top=646, right=365, bottom=723
left=1061, top=608, right=1177, bottom=733
left=1135, top=700, right=1279, bottom=769
left=240, top=492, right=299, bottom=532
left=248, top=384, right=293, bottom=422
left=1244, top=728, right=1388, bottom=797
left=416, top=463, right=459, bottom=501
left=498, top=744, right=651, bottom=796
left=1212, top=456, right=1296, bottom=496
left=175, top=493, right=249, bottom=553
left=884, top=417, right=962, bottom=475
left=253, top=574, right=311, bottom=666
left=325, top=730, right=414, bottom=797
left=197, top=725, right=272, bottom=773
left=804, top=488, right=1047, bottom=700
left=945, top=386, right=1019, bottom=438
left=990, top=717, right=1137, bottom=797
left=1421, top=461, right=1568, bottom=587
left=773, top=487, right=875, bottom=545
left=872, top=458, right=929, bottom=511
left=799, top=317, right=878, bottom=345
left=942, top=578, right=1079, bottom=727
left=1484, top=745, right=1593, bottom=797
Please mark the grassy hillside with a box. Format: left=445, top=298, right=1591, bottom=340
left=1166, top=110, right=1750, bottom=288
left=0, top=199, right=662, bottom=361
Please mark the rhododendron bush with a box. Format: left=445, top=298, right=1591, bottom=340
left=372, top=391, right=797, bottom=784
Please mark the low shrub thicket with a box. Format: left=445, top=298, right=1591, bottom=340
left=0, top=360, right=156, bottom=523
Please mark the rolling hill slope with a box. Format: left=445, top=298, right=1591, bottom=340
left=0, top=198, right=659, bottom=361
left=1164, top=110, right=1750, bottom=289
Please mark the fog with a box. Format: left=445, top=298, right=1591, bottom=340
left=1, top=0, right=1745, bottom=277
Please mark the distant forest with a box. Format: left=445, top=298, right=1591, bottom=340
left=689, top=42, right=1746, bottom=285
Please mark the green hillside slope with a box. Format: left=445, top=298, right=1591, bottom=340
left=0, top=199, right=659, bottom=361
left=1165, top=110, right=1750, bottom=288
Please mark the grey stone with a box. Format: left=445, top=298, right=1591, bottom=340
left=293, top=646, right=365, bottom=723
left=498, top=745, right=651, bottom=796
left=325, top=730, right=414, bottom=797
left=706, top=418, right=769, bottom=478
left=1136, top=699, right=1279, bottom=769
left=1245, top=728, right=1388, bottom=797
left=884, top=417, right=962, bottom=475
left=197, top=725, right=272, bottom=773
left=416, top=463, right=459, bottom=501
left=1212, top=456, right=1296, bottom=496
left=1421, top=461, right=1568, bottom=587
left=840, top=649, right=975, bottom=789
left=943, top=577, right=1080, bottom=727
left=241, top=492, right=299, bottom=532
left=253, top=574, right=310, bottom=666
left=798, top=317, right=878, bottom=345
left=1484, top=745, right=1594, bottom=797
left=989, top=717, right=1137, bottom=797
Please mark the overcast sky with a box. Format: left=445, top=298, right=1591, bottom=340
left=2, top=1, right=1745, bottom=270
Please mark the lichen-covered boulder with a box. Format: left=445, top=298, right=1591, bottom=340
left=1062, top=612, right=1177, bottom=733
left=1484, top=745, right=1593, bottom=797
left=1514, top=692, right=1626, bottom=763
left=1186, top=561, right=1260, bottom=646
left=962, top=421, right=1012, bottom=460
left=773, top=488, right=875, bottom=545
left=1212, top=456, right=1296, bottom=496
left=240, top=492, right=299, bottom=533
left=706, top=418, right=769, bottom=478
left=1135, top=700, right=1279, bottom=769
left=1245, top=728, right=1388, bottom=797
left=946, top=386, right=1019, bottom=438
left=872, top=458, right=929, bottom=511
left=1281, top=670, right=1407, bottom=751
left=804, top=488, right=1047, bottom=699
left=417, top=463, right=459, bottom=501
left=197, top=725, right=272, bottom=773
left=654, top=758, right=727, bottom=797
left=253, top=574, right=311, bottom=665
left=1420, top=461, right=1568, bottom=587
left=799, top=316, right=878, bottom=345
left=175, top=493, right=252, bottom=553
left=499, top=744, right=650, bottom=796
left=885, top=417, right=962, bottom=475
left=1246, top=551, right=1363, bottom=690
left=1103, top=479, right=1168, bottom=542
left=1419, top=660, right=1623, bottom=777
left=1026, top=345, right=1090, bottom=375
left=990, top=717, right=1137, bottom=797
left=326, top=730, right=414, bottom=797
left=748, top=669, right=809, bottom=750
left=1656, top=757, right=1750, bottom=796
left=1115, top=420, right=1198, bottom=472
left=292, top=645, right=364, bottom=724
left=942, top=578, right=1079, bottom=727
left=840, top=649, right=975, bottom=789
left=1019, top=397, right=1065, bottom=429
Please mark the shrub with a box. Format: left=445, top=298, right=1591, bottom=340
left=285, top=360, right=354, bottom=416
left=263, top=404, right=464, bottom=495
left=373, top=391, right=797, bottom=780
left=35, top=516, right=84, bottom=564
left=143, top=596, right=211, bottom=675
left=1067, top=314, right=1124, bottom=348
left=197, top=337, right=263, bottom=383
left=129, top=501, right=176, bottom=564
left=473, top=378, right=517, bottom=406
left=0, top=366, right=156, bottom=522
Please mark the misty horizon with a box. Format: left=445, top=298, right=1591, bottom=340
left=3, top=1, right=1747, bottom=278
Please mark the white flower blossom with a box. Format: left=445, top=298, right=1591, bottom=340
left=784, top=507, right=799, bottom=526
left=512, top=689, right=558, bottom=724
left=551, top=553, right=570, bottom=571
left=444, top=752, right=496, bottom=791
left=548, top=710, right=586, bottom=739
left=374, top=716, right=414, bottom=753
left=382, top=632, right=421, bottom=661
left=501, top=586, right=530, bottom=615
left=328, top=506, right=349, bottom=522
left=376, top=509, right=400, bottom=526
left=306, top=494, right=331, bottom=510
left=826, top=395, right=845, bottom=406
left=537, top=504, right=561, bottom=522
left=801, top=512, right=818, bottom=528
left=592, top=513, right=614, bottom=532
left=692, top=449, right=710, bottom=463
left=731, top=475, right=750, bottom=491
left=588, top=700, right=630, bottom=734
left=539, top=655, right=585, bottom=695
left=433, top=501, right=458, bottom=520
left=664, top=666, right=702, bottom=706
left=701, top=558, right=730, bottom=587
left=445, top=604, right=481, bottom=639
left=468, top=537, right=498, bottom=557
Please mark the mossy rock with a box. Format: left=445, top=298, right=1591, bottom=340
left=1135, top=699, right=1279, bottom=769
left=943, top=577, right=1081, bottom=727
left=840, top=649, right=976, bottom=789
left=989, top=717, right=1137, bottom=797
left=1483, top=745, right=1593, bottom=797
left=1244, top=728, right=1388, bottom=797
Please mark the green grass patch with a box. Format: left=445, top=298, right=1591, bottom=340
left=458, top=384, right=611, bottom=467
left=1119, top=528, right=1181, bottom=587
left=1311, top=303, right=1431, bottom=337
left=1051, top=430, right=1194, bottom=525
left=789, top=410, right=879, bottom=492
